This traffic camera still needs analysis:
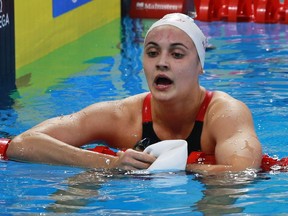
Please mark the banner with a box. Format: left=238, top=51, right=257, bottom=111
left=52, top=0, right=92, bottom=17
left=0, top=0, right=15, bottom=91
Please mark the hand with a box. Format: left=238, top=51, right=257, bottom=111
left=111, top=149, right=156, bottom=170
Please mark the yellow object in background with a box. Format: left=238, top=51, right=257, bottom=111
left=15, top=0, right=120, bottom=69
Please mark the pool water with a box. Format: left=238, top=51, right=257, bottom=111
left=1, top=17, right=288, bottom=215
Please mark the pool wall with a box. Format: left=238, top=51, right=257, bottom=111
left=3, top=0, right=121, bottom=100
left=15, top=0, right=120, bottom=70
left=1, top=0, right=120, bottom=96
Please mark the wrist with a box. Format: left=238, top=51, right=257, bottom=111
left=0, top=138, right=11, bottom=160
left=105, top=155, right=119, bottom=169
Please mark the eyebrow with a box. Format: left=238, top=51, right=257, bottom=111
left=170, top=43, right=189, bottom=49
left=144, top=41, right=158, bottom=48
left=145, top=41, right=189, bottom=50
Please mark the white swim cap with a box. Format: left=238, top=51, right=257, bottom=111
left=144, top=13, right=207, bottom=69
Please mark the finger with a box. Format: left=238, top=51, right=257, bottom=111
left=136, top=152, right=156, bottom=165
left=116, top=150, right=124, bottom=157
left=127, top=149, right=156, bottom=164
left=118, top=149, right=156, bottom=170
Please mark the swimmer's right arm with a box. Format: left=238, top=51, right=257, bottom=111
left=6, top=95, right=155, bottom=169
left=6, top=106, right=109, bottom=167
left=6, top=130, right=114, bottom=168
left=7, top=133, right=155, bottom=169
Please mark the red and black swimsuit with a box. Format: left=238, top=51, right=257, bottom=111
left=138, top=91, right=214, bottom=155
left=1, top=89, right=287, bottom=171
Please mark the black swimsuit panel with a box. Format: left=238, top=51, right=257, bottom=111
left=142, top=121, right=202, bottom=154
left=139, top=91, right=213, bottom=155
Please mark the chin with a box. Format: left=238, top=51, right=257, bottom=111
left=151, top=90, right=175, bottom=102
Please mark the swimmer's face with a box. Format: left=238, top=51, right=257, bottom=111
left=143, top=25, right=202, bottom=100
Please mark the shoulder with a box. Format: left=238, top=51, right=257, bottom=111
left=209, top=91, right=250, bottom=115
left=82, top=93, right=148, bottom=117
left=206, top=91, right=255, bottom=138
left=76, top=93, right=149, bottom=147
left=204, top=91, right=262, bottom=169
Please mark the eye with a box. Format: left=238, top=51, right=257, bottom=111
left=172, top=52, right=184, bottom=59
left=146, top=50, right=159, bottom=58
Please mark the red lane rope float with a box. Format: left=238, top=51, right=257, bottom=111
left=279, top=0, right=288, bottom=23
left=87, top=145, right=288, bottom=172
left=187, top=152, right=288, bottom=172
left=254, top=0, right=280, bottom=23
left=194, top=0, right=226, bottom=22
left=226, top=0, right=238, bottom=21
left=88, top=146, right=117, bottom=156
left=1, top=138, right=287, bottom=171
left=0, top=138, right=11, bottom=160
left=227, top=0, right=253, bottom=22
left=194, top=0, right=287, bottom=23
left=194, top=0, right=213, bottom=21
left=261, top=154, right=288, bottom=171
left=285, top=0, right=288, bottom=23
left=128, top=0, right=288, bottom=24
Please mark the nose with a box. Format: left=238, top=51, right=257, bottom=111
left=156, top=64, right=169, bottom=71
left=156, top=53, right=169, bottom=71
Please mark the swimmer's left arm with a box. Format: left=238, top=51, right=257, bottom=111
left=186, top=133, right=262, bottom=175
left=186, top=95, right=262, bottom=174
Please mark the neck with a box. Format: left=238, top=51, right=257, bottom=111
left=151, top=87, right=205, bottom=131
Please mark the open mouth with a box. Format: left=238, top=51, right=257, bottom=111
left=154, top=75, right=173, bottom=86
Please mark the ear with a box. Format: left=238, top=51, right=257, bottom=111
left=198, top=64, right=204, bottom=75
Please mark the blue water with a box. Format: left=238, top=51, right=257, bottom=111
left=0, top=17, right=288, bottom=215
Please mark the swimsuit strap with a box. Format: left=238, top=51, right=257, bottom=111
left=195, top=91, right=214, bottom=121
left=142, top=93, right=152, bottom=123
